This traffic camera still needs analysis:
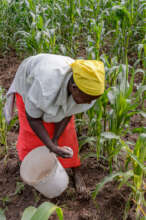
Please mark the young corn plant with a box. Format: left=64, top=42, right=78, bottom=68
left=87, top=19, right=104, bottom=60
left=123, top=134, right=146, bottom=219
left=101, top=77, right=137, bottom=169
left=0, top=87, right=18, bottom=157
left=86, top=59, right=144, bottom=171
left=1, top=0, right=145, bottom=60
left=87, top=90, right=110, bottom=160
left=107, top=88, right=138, bottom=136
left=0, top=88, right=8, bottom=154
left=21, top=202, right=63, bottom=220
left=14, top=0, right=58, bottom=54
left=92, top=134, right=146, bottom=219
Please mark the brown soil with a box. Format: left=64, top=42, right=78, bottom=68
left=0, top=145, right=137, bottom=220
left=0, top=51, right=22, bottom=90
left=0, top=52, right=144, bottom=220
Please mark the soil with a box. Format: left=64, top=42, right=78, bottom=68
left=0, top=52, right=145, bottom=220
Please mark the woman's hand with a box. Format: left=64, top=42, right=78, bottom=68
left=52, top=146, right=73, bottom=158
left=25, top=112, right=73, bottom=158
left=52, top=138, right=73, bottom=158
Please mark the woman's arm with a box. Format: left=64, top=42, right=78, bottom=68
left=25, top=111, right=72, bottom=158
left=52, top=116, right=72, bottom=144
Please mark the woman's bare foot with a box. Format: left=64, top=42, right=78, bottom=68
left=72, top=167, right=90, bottom=199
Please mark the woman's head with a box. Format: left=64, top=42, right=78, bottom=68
left=68, top=75, right=100, bottom=104
left=69, top=59, right=105, bottom=104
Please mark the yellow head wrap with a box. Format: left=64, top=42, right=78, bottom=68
left=70, top=60, right=105, bottom=96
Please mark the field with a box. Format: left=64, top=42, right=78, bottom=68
left=0, top=0, right=146, bottom=220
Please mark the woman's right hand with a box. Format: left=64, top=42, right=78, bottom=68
left=52, top=146, right=73, bottom=158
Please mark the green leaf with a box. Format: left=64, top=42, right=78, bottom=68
left=78, top=136, right=96, bottom=151
left=132, top=127, right=146, bottom=134
left=37, top=15, right=44, bottom=30
left=14, top=182, right=25, bottom=195
left=139, top=111, right=146, bottom=118
left=107, top=87, right=118, bottom=105
left=60, top=44, right=66, bottom=54
left=140, top=217, right=146, bottom=220
left=101, top=132, right=120, bottom=140
left=31, top=202, right=63, bottom=220
left=56, top=207, right=64, bottom=220
left=0, top=208, right=6, bottom=220
left=81, top=152, right=97, bottom=160
left=92, top=170, right=133, bottom=199
left=137, top=85, right=146, bottom=98
left=124, top=148, right=146, bottom=172
left=140, top=133, right=146, bottom=142
left=21, top=207, right=37, bottom=220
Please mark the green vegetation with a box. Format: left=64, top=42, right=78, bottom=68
left=0, top=208, right=6, bottom=220
left=93, top=134, right=146, bottom=218
left=0, top=0, right=145, bottom=60
left=0, top=87, right=7, bottom=150
left=0, top=87, right=18, bottom=156
left=0, top=202, right=64, bottom=220
left=21, top=202, right=63, bottom=220
left=0, top=0, right=145, bottom=219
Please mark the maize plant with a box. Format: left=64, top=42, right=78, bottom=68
left=21, top=202, right=63, bottom=220
left=0, top=87, right=18, bottom=156
left=92, top=134, right=146, bottom=219
left=0, top=0, right=144, bottom=59
left=0, top=87, right=8, bottom=153
left=123, top=134, right=146, bottom=218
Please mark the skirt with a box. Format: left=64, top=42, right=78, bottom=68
left=15, top=93, right=80, bottom=168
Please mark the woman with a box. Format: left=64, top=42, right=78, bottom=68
left=4, top=53, right=105, bottom=194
